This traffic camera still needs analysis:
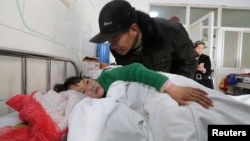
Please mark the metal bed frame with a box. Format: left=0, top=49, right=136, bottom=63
left=0, top=47, right=79, bottom=96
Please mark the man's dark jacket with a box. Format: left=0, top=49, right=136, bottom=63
left=111, top=11, right=198, bottom=78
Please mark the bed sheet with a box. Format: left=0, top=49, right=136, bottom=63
left=68, top=73, right=250, bottom=141
left=229, top=94, right=250, bottom=105
left=0, top=112, right=22, bottom=128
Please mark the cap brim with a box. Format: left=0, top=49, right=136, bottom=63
left=89, top=31, right=120, bottom=43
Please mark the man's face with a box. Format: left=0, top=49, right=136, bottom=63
left=108, top=24, right=139, bottom=55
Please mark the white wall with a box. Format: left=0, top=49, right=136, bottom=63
left=0, top=0, right=102, bottom=66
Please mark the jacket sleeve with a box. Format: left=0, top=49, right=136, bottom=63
left=171, top=23, right=198, bottom=78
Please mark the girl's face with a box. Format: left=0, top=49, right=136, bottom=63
left=78, top=79, right=105, bottom=98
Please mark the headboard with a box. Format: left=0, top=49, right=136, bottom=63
left=0, top=47, right=80, bottom=116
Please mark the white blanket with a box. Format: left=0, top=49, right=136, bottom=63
left=67, top=73, right=250, bottom=141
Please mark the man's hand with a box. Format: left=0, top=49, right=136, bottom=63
left=166, top=84, right=213, bottom=108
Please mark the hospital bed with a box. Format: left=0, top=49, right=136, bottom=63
left=0, top=48, right=250, bottom=141
left=0, top=48, right=79, bottom=129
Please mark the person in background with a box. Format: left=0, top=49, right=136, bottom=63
left=89, top=0, right=198, bottom=79
left=193, top=40, right=214, bottom=89
left=56, top=63, right=213, bottom=109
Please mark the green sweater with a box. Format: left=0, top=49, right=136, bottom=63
left=97, top=63, right=169, bottom=92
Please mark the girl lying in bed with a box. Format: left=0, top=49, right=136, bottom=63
left=0, top=63, right=212, bottom=141
left=55, top=63, right=213, bottom=108
left=68, top=65, right=250, bottom=141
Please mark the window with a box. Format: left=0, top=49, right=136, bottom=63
left=190, top=7, right=218, bottom=26
left=241, top=32, right=250, bottom=68
left=223, top=31, right=239, bottom=68
left=222, top=9, right=250, bottom=28
left=149, top=5, right=186, bottom=24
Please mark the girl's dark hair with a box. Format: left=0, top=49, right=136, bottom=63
left=54, top=76, right=82, bottom=92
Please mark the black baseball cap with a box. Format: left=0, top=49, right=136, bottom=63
left=89, top=0, right=137, bottom=43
